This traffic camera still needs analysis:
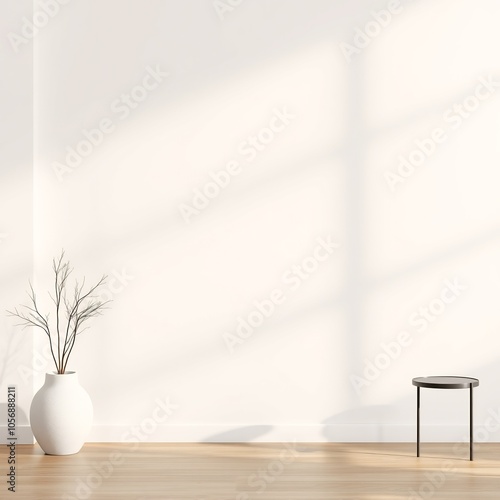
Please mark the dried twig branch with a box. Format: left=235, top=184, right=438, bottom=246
left=6, top=251, right=111, bottom=374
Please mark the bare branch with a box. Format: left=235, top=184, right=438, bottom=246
left=8, top=251, right=110, bottom=374
left=6, top=307, right=58, bottom=369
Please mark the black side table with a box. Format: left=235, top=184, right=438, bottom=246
left=412, top=376, right=479, bottom=461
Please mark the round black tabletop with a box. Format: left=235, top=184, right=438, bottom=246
left=412, top=376, right=479, bottom=389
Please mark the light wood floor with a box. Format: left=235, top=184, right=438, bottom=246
left=2, top=442, right=500, bottom=499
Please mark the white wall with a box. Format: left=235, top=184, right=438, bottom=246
left=20, top=0, right=500, bottom=442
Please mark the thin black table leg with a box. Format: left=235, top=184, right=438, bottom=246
left=417, top=386, right=420, bottom=457
left=470, top=385, right=473, bottom=461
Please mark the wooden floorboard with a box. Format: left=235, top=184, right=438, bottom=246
left=2, top=442, right=500, bottom=499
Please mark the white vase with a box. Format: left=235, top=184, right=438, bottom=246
left=30, top=371, right=93, bottom=455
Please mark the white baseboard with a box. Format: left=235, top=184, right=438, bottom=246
left=3, top=424, right=499, bottom=444
left=87, top=424, right=500, bottom=443
left=0, top=426, right=34, bottom=444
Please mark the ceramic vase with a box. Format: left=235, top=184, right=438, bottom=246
left=30, top=371, right=93, bottom=455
